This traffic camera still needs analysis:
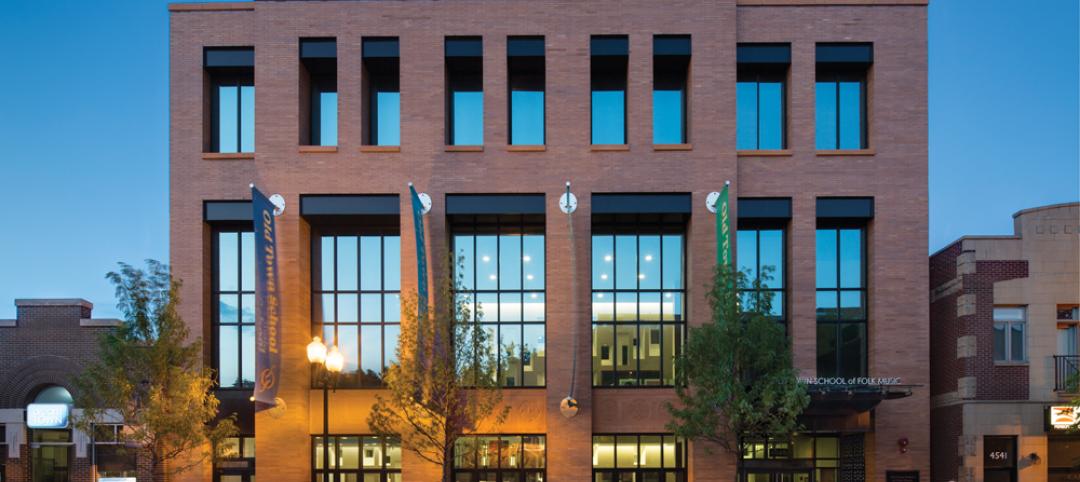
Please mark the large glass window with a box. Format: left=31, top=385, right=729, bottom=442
left=592, top=223, right=685, bottom=387
left=815, top=227, right=867, bottom=378
left=301, top=38, right=338, bottom=147
left=446, top=37, right=484, bottom=146
left=214, top=230, right=256, bottom=389
left=741, top=435, right=838, bottom=482
left=363, top=37, right=401, bottom=147
left=737, top=226, right=785, bottom=321
left=508, top=37, right=545, bottom=146
left=993, top=307, right=1027, bottom=362
left=213, top=81, right=255, bottom=153
left=453, top=216, right=545, bottom=388
left=591, top=36, right=628, bottom=145
left=815, top=43, right=870, bottom=151
left=592, top=435, right=686, bottom=482
left=737, top=65, right=786, bottom=150
left=653, top=35, right=690, bottom=145
left=453, top=435, right=546, bottom=482
left=315, top=234, right=402, bottom=387
left=314, top=435, right=401, bottom=482
left=94, top=425, right=137, bottom=480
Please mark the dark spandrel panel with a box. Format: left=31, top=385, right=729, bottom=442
left=205, top=47, right=254, bottom=68
left=446, top=36, right=483, bottom=57
left=737, top=43, right=791, bottom=64
left=592, top=194, right=692, bottom=214
left=816, top=43, right=873, bottom=64
left=508, top=36, right=544, bottom=57
left=300, top=195, right=401, bottom=216
left=205, top=201, right=253, bottom=222
left=300, top=38, right=336, bottom=59
left=654, top=35, right=690, bottom=57
left=446, top=195, right=546, bottom=215
left=363, top=37, right=399, bottom=58
left=816, top=198, right=874, bottom=219
left=591, top=35, right=629, bottom=56
left=737, top=198, right=792, bottom=220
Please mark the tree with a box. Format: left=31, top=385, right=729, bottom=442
left=666, top=264, right=809, bottom=472
left=368, top=267, right=509, bottom=482
left=72, top=260, right=237, bottom=482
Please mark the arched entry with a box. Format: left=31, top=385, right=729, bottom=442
left=27, top=385, right=73, bottom=482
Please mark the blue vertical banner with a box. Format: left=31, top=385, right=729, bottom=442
left=409, top=184, right=429, bottom=316
left=252, top=186, right=282, bottom=411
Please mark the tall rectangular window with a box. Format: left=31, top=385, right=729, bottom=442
left=653, top=35, right=690, bottom=145
left=453, top=215, right=546, bottom=387
left=446, top=37, right=484, bottom=146
left=454, top=435, right=546, bottom=481
left=314, top=435, right=401, bottom=482
left=737, top=44, right=789, bottom=150
left=815, top=226, right=867, bottom=378
left=592, top=435, right=687, bottom=481
left=994, top=307, right=1027, bottom=362
left=591, top=35, right=628, bottom=145
left=592, top=217, right=685, bottom=387
left=205, top=48, right=254, bottom=153
left=508, top=36, right=545, bottom=146
left=816, top=43, right=872, bottom=150
left=737, top=225, right=785, bottom=321
left=363, top=37, right=401, bottom=147
left=94, top=424, right=138, bottom=480
left=314, top=233, right=402, bottom=388
left=301, top=38, right=337, bottom=147
left=214, top=230, right=255, bottom=389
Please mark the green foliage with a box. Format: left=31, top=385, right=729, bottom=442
left=368, top=262, right=509, bottom=482
left=666, top=264, right=809, bottom=454
left=72, top=260, right=237, bottom=479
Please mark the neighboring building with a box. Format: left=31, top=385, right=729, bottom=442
left=930, top=202, right=1080, bottom=482
left=169, top=1, right=929, bottom=481
left=0, top=299, right=142, bottom=482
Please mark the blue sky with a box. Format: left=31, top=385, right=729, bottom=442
left=0, top=0, right=1076, bottom=318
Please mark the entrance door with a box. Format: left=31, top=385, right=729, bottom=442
left=31, top=429, right=71, bottom=482
left=216, top=474, right=255, bottom=482
left=744, top=470, right=813, bottom=482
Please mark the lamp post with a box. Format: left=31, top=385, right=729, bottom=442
left=308, top=336, right=344, bottom=482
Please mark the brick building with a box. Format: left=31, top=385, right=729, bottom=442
left=0, top=299, right=146, bottom=482
left=169, top=1, right=929, bottom=481
left=930, top=202, right=1080, bottom=482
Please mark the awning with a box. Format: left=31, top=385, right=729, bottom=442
left=802, top=384, right=916, bottom=416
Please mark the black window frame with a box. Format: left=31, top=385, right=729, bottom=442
left=507, top=36, right=546, bottom=146
left=445, top=36, right=484, bottom=146
left=815, top=223, right=868, bottom=379
left=737, top=64, right=788, bottom=150
left=363, top=37, right=401, bottom=147
left=450, top=214, right=547, bottom=388
left=652, top=35, right=691, bottom=145
left=452, top=434, right=547, bottom=482
left=591, top=434, right=688, bottom=481
left=737, top=220, right=787, bottom=325
left=211, top=225, right=256, bottom=390
left=591, top=214, right=687, bottom=388
left=590, top=35, right=629, bottom=145
left=209, top=75, right=255, bottom=154
left=312, top=435, right=401, bottom=482
left=815, top=66, right=869, bottom=150
left=312, top=227, right=402, bottom=389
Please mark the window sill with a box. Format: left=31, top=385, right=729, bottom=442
left=299, top=145, right=337, bottom=153
left=994, top=360, right=1029, bottom=367
left=507, top=145, right=546, bottom=152
left=591, top=144, right=630, bottom=152
left=446, top=145, right=484, bottom=152
left=202, top=152, right=254, bottom=160
left=738, top=149, right=792, bottom=157
left=816, top=149, right=875, bottom=157
left=360, top=145, right=401, bottom=153
left=654, top=144, right=692, bottom=151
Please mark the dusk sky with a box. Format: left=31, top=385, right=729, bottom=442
left=0, top=0, right=1076, bottom=319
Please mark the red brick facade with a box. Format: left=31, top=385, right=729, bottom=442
left=169, top=1, right=930, bottom=481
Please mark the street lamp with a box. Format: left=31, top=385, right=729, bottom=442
left=308, top=336, right=343, bottom=482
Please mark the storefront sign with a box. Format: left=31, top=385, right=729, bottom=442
left=26, top=403, right=69, bottom=429
left=1051, top=406, right=1078, bottom=430
left=798, top=377, right=903, bottom=386
left=886, top=470, right=919, bottom=482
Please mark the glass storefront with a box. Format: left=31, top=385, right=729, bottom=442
left=1048, top=437, right=1080, bottom=482
left=740, top=435, right=842, bottom=482
left=216, top=435, right=256, bottom=482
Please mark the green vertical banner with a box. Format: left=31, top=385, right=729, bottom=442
left=716, top=183, right=732, bottom=267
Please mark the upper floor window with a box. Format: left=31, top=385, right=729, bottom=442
left=592, top=435, right=687, bottom=481
left=363, top=37, right=401, bottom=147
left=592, top=216, right=685, bottom=387
left=508, top=36, right=545, bottom=146
left=815, top=225, right=867, bottom=378
left=815, top=43, right=872, bottom=150
left=214, top=230, right=255, bottom=389
left=300, top=38, right=337, bottom=147
left=446, top=37, right=484, bottom=146
left=591, top=35, right=628, bottom=145
left=653, top=35, right=690, bottom=145
left=315, top=233, right=402, bottom=387
left=454, top=435, right=546, bottom=482
left=205, top=48, right=254, bottom=153
left=737, top=225, right=785, bottom=321
left=994, top=307, right=1027, bottom=362
left=314, top=435, right=401, bottom=482
left=737, top=44, right=789, bottom=150
left=453, top=215, right=546, bottom=387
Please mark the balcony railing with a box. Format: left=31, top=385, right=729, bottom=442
left=1054, top=355, right=1080, bottom=392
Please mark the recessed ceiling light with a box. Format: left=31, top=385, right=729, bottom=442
left=604, top=255, right=612, bottom=262
left=482, top=255, right=491, bottom=262
left=489, top=274, right=497, bottom=280
left=600, top=274, right=608, bottom=280
left=522, top=255, right=531, bottom=262
left=638, top=274, right=646, bottom=279
left=644, top=255, right=653, bottom=262
left=526, top=274, right=534, bottom=280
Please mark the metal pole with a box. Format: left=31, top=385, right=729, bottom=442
left=323, top=370, right=331, bottom=482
